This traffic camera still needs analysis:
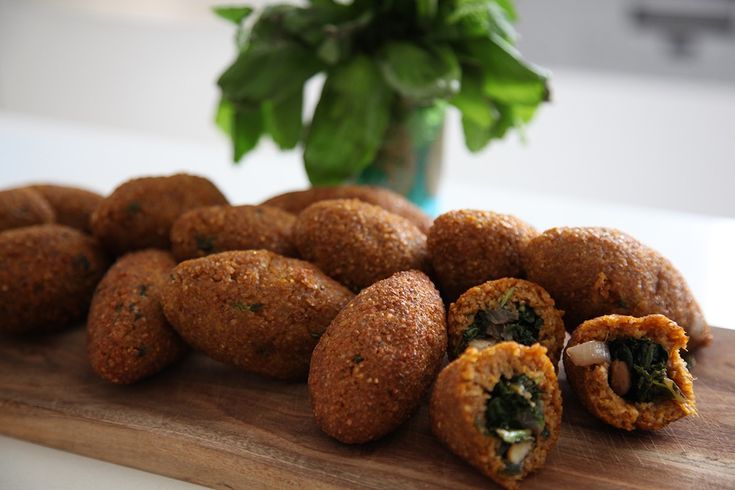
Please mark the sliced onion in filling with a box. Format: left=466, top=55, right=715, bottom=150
left=469, top=338, right=494, bottom=350
left=566, top=340, right=610, bottom=366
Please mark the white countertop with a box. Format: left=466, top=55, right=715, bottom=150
left=1, top=112, right=733, bottom=489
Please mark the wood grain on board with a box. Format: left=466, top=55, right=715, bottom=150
left=0, top=326, right=733, bottom=489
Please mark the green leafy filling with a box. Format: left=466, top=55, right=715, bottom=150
left=456, top=288, right=543, bottom=357
left=608, top=338, right=685, bottom=403
left=485, top=374, right=544, bottom=474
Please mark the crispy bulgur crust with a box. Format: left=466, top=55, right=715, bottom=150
left=428, top=210, right=538, bottom=302
left=0, top=187, right=55, bottom=231
left=563, top=314, right=696, bottom=431
left=430, top=342, right=562, bottom=490
left=161, top=250, right=353, bottom=381
left=524, top=227, right=711, bottom=349
left=293, top=199, right=429, bottom=292
left=309, top=270, right=446, bottom=444
left=261, top=185, right=433, bottom=233
left=91, top=174, right=228, bottom=255
left=29, top=184, right=103, bottom=233
left=448, top=278, right=566, bottom=369
left=170, top=204, right=296, bottom=262
left=88, top=249, right=187, bottom=384
left=0, top=224, right=109, bottom=334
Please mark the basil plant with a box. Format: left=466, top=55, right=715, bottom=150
left=214, top=0, right=549, bottom=185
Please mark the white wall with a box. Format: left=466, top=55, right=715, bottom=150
left=1, top=0, right=734, bottom=217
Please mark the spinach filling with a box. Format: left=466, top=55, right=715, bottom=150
left=484, top=374, right=545, bottom=474
left=457, top=288, right=543, bottom=357
left=608, top=338, right=685, bottom=403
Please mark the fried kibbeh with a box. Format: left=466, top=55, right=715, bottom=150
left=524, top=227, right=711, bottom=349
left=161, top=250, right=353, bottom=381
left=170, top=204, right=296, bottom=262
left=309, top=270, right=446, bottom=444
left=564, top=314, right=696, bottom=431
left=0, top=224, right=109, bottom=334
left=261, top=185, right=432, bottom=233
left=29, top=184, right=103, bottom=233
left=430, top=342, right=562, bottom=489
left=91, top=174, right=228, bottom=255
left=448, top=278, right=565, bottom=369
left=0, top=187, right=55, bottom=231
left=88, top=249, right=187, bottom=384
left=428, top=210, right=537, bottom=301
left=293, top=199, right=429, bottom=292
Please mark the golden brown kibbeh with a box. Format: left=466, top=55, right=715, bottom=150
left=170, top=204, right=296, bottom=262
left=29, top=184, right=103, bottom=233
left=564, top=314, right=695, bottom=431
left=88, top=250, right=187, bottom=384
left=309, top=270, right=447, bottom=444
left=293, top=199, right=429, bottom=292
left=261, top=185, right=433, bottom=233
left=523, top=227, right=711, bottom=349
left=161, top=250, right=353, bottom=381
left=91, top=174, right=228, bottom=255
left=448, top=278, right=566, bottom=369
left=431, top=342, right=562, bottom=490
left=428, top=210, right=537, bottom=301
left=0, top=224, right=109, bottom=334
left=0, top=187, right=55, bottom=231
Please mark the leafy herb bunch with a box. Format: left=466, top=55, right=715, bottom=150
left=214, top=0, right=549, bottom=185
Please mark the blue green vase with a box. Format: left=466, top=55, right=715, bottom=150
left=355, top=99, right=446, bottom=216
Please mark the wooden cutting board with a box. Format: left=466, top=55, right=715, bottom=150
left=0, top=326, right=733, bottom=489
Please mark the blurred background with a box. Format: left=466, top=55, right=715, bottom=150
left=1, top=0, right=734, bottom=217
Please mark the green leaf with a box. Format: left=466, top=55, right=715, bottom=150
left=378, top=42, right=460, bottom=101
left=280, top=7, right=331, bottom=45
left=514, top=104, right=538, bottom=124
left=417, top=0, right=438, bottom=19
left=304, top=56, right=392, bottom=184
left=432, top=0, right=517, bottom=42
left=232, top=105, right=263, bottom=161
left=487, top=2, right=517, bottom=42
left=216, top=97, right=264, bottom=161
left=494, top=0, right=518, bottom=21
left=450, top=67, right=496, bottom=128
left=218, top=42, right=322, bottom=104
left=447, top=0, right=492, bottom=24
left=248, top=5, right=294, bottom=43
left=314, top=10, right=373, bottom=65
left=491, top=103, right=517, bottom=139
left=215, top=97, right=235, bottom=136
left=317, top=37, right=342, bottom=65
left=461, top=101, right=524, bottom=152
left=263, top=90, right=303, bottom=150
left=461, top=117, right=491, bottom=153
left=213, top=6, right=253, bottom=25
left=464, top=34, right=549, bottom=106
left=253, top=4, right=354, bottom=47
